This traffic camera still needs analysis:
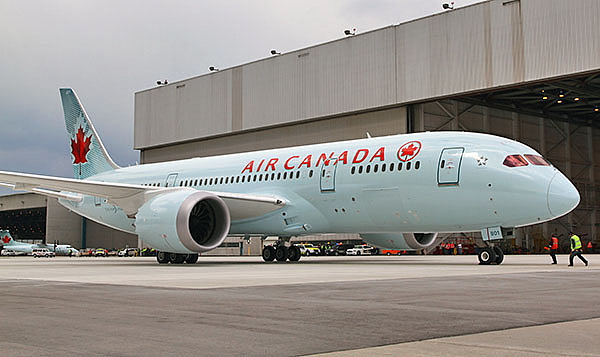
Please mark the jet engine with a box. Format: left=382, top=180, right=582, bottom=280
left=360, top=233, right=438, bottom=250
left=135, top=190, right=231, bottom=253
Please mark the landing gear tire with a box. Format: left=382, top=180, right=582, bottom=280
left=185, top=254, right=199, bottom=264
left=156, top=251, right=169, bottom=264
left=262, top=246, right=276, bottom=262
left=478, top=247, right=496, bottom=265
left=169, top=253, right=186, bottom=264
left=288, top=246, right=301, bottom=262
left=493, top=246, right=504, bottom=265
left=275, top=246, right=289, bottom=261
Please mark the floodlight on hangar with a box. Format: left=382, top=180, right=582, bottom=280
left=574, top=97, right=581, bottom=102
left=557, top=99, right=563, bottom=104
left=344, top=28, right=356, bottom=36
left=270, top=50, right=281, bottom=55
left=559, top=90, right=566, bottom=98
left=442, top=2, right=455, bottom=10
left=209, top=66, right=219, bottom=72
left=595, top=105, right=599, bottom=112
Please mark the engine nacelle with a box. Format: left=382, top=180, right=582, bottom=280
left=360, top=233, right=438, bottom=250
left=136, top=190, right=231, bottom=254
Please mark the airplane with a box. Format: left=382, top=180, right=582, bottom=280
left=0, top=230, right=80, bottom=255
left=0, top=88, right=580, bottom=265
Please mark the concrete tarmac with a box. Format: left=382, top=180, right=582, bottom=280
left=0, top=254, right=598, bottom=356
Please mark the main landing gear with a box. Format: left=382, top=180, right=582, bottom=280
left=262, top=237, right=301, bottom=262
left=477, top=245, right=504, bottom=265
left=156, top=251, right=199, bottom=264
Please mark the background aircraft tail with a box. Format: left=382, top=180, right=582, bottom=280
left=1, top=230, right=15, bottom=245
left=60, top=88, right=120, bottom=179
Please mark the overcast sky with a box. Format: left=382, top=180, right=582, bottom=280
left=0, top=0, right=482, bottom=195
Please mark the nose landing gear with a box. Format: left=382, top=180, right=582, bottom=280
left=478, top=245, right=504, bottom=265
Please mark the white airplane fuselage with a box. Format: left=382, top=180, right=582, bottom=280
left=59, top=131, right=579, bottom=250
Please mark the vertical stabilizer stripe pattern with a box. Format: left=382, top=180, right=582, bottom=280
left=60, top=88, right=119, bottom=179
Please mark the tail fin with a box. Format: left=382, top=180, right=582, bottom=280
left=1, top=230, right=14, bottom=246
left=60, top=88, right=120, bottom=179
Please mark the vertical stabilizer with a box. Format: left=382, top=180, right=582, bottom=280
left=60, top=88, right=120, bottom=179
left=1, top=230, right=14, bottom=246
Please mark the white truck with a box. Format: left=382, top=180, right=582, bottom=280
left=345, top=245, right=376, bottom=256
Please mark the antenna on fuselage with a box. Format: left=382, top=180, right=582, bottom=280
left=366, top=132, right=372, bottom=138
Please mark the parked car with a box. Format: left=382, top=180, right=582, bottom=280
left=295, top=244, right=320, bottom=256
left=326, top=244, right=355, bottom=256
left=118, top=248, right=139, bottom=257
left=346, top=245, right=376, bottom=256
left=32, top=248, right=56, bottom=258
left=1, top=249, right=26, bottom=256
left=92, top=248, right=108, bottom=257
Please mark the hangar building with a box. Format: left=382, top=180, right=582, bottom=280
left=2, top=0, right=598, bottom=254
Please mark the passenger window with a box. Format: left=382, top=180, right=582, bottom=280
left=259, top=174, right=263, bottom=181
left=374, top=164, right=379, bottom=173
left=398, top=162, right=403, bottom=171
left=389, top=163, right=394, bottom=171
left=382, top=163, right=386, bottom=172
left=253, top=175, right=257, bottom=182
left=271, top=173, right=276, bottom=180
left=351, top=167, right=356, bottom=175
left=309, top=170, right=313, bottom=178
left=296, top=171, right=300, bottom=179
left=283, top=172, right=287, bottom=179
left=407, top=162, right=411, bottom=170
left=358, top=166, right=363, bottom=174
left=366, top=165, right=371, bottom=174
left=415, top=161, right=420, bottom=170
left=278, top=172, right=282, bottom=180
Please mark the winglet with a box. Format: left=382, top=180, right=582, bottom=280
left=60, top=88, right=120, bottom=179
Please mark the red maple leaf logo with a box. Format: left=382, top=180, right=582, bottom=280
left=401, top=144, right=418, bottom=157
left=71, top=126, right=92, bottom=164
left=397, top=141, right=422, bottom=162
left=2, top=235, right=11, bottom=244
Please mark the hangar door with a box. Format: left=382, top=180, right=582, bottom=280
left=438, top=148, right=464, bottom=185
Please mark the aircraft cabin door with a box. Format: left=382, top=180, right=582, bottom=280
left=165, top=173, right=178, bottom=187
left=437, top=148, right=464, bottom=185
left=320, top=159, right=338, bottom=192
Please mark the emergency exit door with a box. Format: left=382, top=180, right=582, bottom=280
left=437, top=148, right=464, bottom=185
left=320, top=159, right=338, bottom=192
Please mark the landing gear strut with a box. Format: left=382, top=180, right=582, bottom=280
left=478, top=245, right=504, bottom=265
left=262, top=237, right=301, bottom=262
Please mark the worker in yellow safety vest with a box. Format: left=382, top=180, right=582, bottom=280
left=568, top=233, right=588, bottom=267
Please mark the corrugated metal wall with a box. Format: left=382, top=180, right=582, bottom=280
left=134, top=0, right=600, bottom=150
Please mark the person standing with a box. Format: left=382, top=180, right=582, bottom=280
left=548, top=234, right=559, bottom=264
left=568, top=232, right=588, bottom=267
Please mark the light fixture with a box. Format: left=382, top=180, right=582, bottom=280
left=442, top=2, right=454, bottom=10
left=558, top=90, right=565, bottom=98
left=344, top=28, right=356, bottom=36
left=542, top=96, right=549, bottom=100
left=574, top=97, right=581, bottom=101
left=209, top=66, right=219, bottom=72
left=594, top=105, right=599, bottom=112
left=557, top=99, right=563, bottom=104
left=270, top=50, right=281, bottom=55
left=156, top=80, right=168, bottom=86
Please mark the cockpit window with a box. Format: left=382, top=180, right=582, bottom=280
left=503, top=155, right=529, bottom=167
left=524, top=154, right=551, bottom=166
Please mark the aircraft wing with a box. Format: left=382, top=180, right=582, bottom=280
left=0, top=171, right=286, bottom=220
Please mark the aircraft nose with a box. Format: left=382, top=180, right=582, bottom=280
left=547, top=172, right=580, bottom=217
